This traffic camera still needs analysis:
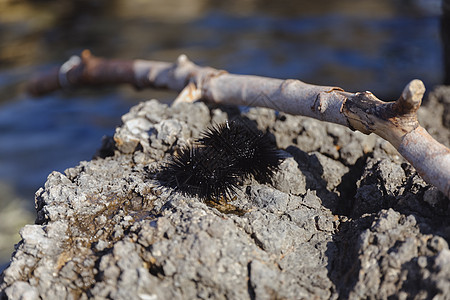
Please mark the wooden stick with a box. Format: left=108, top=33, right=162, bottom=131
left=27, top=50, right=450, bottom=198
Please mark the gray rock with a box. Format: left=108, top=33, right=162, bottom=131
left=3, top=281, right=39, bottom=300
left=1, top=89, right=450, bottom=299
left=341, top=209, right=450, bottom=300
left=419, top=86, right=450, bottom=146
left=271, top=156, right=307, bottom=196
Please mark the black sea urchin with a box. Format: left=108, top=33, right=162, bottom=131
left=155, top=120, right=283, bottom=201
left=199, top=121, right=282, bottom=183
left=156, top=145, right=241, bottom=200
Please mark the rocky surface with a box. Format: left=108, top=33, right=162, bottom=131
left=1, top=86, right=450, bottom=299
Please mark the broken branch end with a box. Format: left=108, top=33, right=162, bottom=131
left=396, top=79, right=425, bottom=115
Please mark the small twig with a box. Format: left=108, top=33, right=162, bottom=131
left=27, top=50, right=450, bottom=198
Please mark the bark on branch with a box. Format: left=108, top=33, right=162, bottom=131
left=27, top=50, right=450, bottom=198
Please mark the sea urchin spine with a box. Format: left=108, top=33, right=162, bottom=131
left=155, top=120, right=283, bottom=201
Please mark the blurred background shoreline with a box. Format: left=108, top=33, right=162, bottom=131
left=0, top=0, right=445, bottom=270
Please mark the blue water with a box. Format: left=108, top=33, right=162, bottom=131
left=196, top=11, right=442, bottom=92
left=0, top=1, right=444, bottom=211
left=0, top=94, right=130, bottom=197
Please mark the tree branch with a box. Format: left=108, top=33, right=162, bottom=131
left=27, top=50, right=450, bottom=198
